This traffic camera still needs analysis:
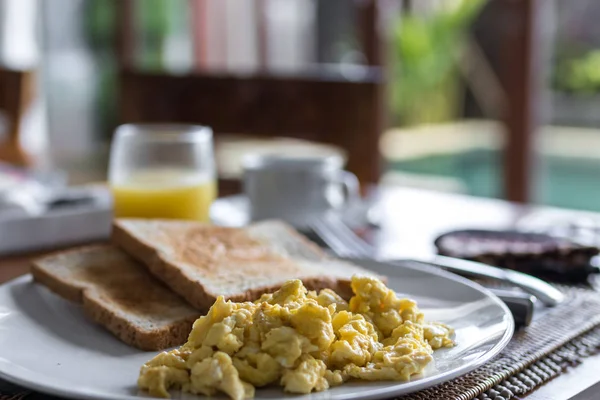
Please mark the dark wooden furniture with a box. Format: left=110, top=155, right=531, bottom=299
left=118, top=68, right=384, bottom=186
left=0, top=68, right=36, bottom=166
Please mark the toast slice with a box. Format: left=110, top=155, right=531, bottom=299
left=31, top=245, right=200, bottom=351
left=113, top=219, right=381, bottom=310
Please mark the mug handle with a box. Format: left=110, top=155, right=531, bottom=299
left=333, top=170, right=360, bottom=208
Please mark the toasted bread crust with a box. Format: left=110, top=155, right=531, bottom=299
left=31, top=244, right=199, bottom=350
left=83, top=295, right=195, bottom=351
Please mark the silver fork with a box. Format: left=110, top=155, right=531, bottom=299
left=310, top=213, right=563, bottom=308
left=310, top=214, right=376, bottom=259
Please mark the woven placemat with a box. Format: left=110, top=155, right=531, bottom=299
left=399, top=286, right=600, bottom=400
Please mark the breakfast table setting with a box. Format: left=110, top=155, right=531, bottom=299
left=0, top=124, right=600, bottom=400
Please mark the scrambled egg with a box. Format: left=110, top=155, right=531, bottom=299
left=138, top=275, right=454, bottom=399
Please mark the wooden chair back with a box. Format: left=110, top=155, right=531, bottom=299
left=0, top=68, right=35, bottom=166
left=118, top=68, right=384, bottom=186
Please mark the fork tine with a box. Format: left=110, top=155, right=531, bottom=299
left=310, top=217, right=352, bottom=256
left=310, top=214, right=375, bottom=258
left=315, top=218, right=355, bottom=257
left=322, top=214, right=375, bottom=257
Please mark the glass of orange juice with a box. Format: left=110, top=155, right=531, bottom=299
left=108, top=124, right=217, bottom=221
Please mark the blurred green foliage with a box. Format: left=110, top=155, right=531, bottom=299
left=390, top=0, right=485, bottom=126
left=85, top=0, right=117, bottom=138
left=555, top=50, right=600, bottom=95
left=83, top=0, right=184, bottom=137
left=136, top=0, right=169, bottom=71
left=85, top=0, right=115, bottom=50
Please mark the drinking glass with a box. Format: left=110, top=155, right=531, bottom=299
left=108, top=124, right=216, bottom=221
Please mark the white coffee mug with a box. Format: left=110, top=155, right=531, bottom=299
left=242, top=154, right=359, bottom=229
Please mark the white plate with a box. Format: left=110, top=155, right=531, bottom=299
left=0, top=259, right=513, bottom=400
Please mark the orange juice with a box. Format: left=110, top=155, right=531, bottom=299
left=111, top=169, right=217, bottom=221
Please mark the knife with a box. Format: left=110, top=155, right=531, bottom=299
left=402, top=255, right=564, bottom=307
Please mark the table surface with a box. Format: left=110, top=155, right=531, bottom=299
left=2, top=186, right=600, bottom=400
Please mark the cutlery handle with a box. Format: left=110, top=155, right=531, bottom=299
left=405, top=255, right=565, bottom=307
left=488, top=288, right=535, bottom=328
